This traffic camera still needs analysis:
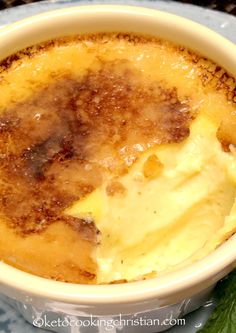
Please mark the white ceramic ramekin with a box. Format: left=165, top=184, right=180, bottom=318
left=0, top=5, right=236, bottom=333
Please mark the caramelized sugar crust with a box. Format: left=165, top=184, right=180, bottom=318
left=178, top=46, right=236, bottom=104
left=0, top=33, right=236, bottom=284
left=181, top=47, right=236, bottom=152
left=0, top=59, right=193, bottom=236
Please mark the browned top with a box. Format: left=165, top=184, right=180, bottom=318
left=181, top=47, right=236, bottom=104
left=0, top=59, right=193, bottom=236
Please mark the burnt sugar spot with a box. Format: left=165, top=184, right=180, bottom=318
left=0, top=59, right=193, bottom=236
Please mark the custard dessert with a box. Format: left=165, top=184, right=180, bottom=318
left=0, top=33, right=236, bottom=284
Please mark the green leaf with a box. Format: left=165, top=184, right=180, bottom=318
left=198, top=269, right=236, bottom=333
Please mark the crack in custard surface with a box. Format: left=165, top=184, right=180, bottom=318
left=0, top=60, right=192, bottom=236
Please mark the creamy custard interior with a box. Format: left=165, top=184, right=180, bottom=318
left=0, top=33, right=236, bottom=284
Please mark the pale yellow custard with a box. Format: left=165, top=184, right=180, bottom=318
left=0, top=33, right=235, bottom=284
